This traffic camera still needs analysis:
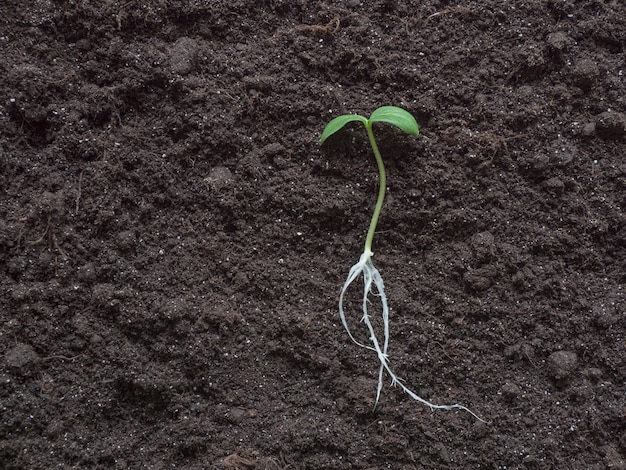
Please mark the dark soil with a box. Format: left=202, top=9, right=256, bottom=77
left=1, top=1, right=625, bottom=469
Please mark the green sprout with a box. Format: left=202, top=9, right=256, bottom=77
left=322, top=106, right=486, bottom=421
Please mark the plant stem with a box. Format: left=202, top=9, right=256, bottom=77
left=364, top=122, right=386, bottom=254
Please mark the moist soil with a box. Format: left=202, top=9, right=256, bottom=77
left=1, top=1, right=625, bottom=469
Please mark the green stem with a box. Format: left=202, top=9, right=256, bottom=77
left=364, top=121, right=386, bottom=254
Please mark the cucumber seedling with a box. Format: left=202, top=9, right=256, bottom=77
left=321, top=106, right=485, bottom=421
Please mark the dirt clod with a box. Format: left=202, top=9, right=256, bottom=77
left=5, top=343, right=40, bottom=374
left=547, top=350, right=578, bottom=386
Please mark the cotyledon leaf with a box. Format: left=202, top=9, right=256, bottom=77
left=320, top=113, right=368, bottom=144
left=368, top=106, right=419, bottom=136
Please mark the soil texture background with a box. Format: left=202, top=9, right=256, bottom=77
left=1, top=1, right=625, bottom=469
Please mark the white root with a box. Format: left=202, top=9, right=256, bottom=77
left=339, top=250, right=487, bottom=422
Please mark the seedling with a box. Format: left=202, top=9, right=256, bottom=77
left=321, top=106, right=485, bottom=421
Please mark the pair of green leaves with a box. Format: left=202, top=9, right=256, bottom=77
left=320, top=105, right=419, bottom=144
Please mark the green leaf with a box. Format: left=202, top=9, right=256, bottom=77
left=320, top=113, right=367, bottom=144
left=368, top=106, right=419, bottom=136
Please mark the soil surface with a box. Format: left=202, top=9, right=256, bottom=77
left=1, top=1, right=625, bottom=469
